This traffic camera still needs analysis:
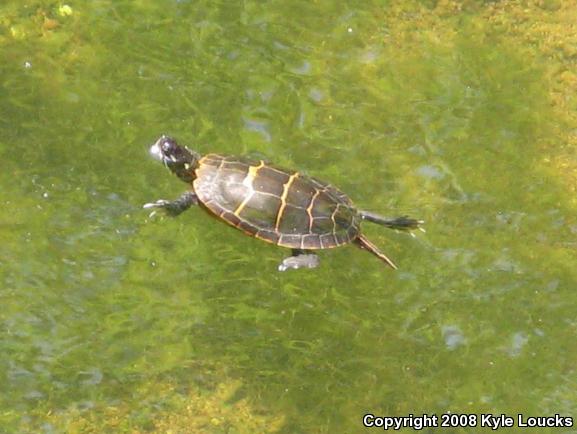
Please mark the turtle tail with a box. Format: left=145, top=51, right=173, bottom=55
left=355, top=234, right=397, bottom=270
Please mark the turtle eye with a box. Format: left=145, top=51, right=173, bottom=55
left=161, top=138, right=176, bottom=154
left=150, top=135, right=180, bottom=163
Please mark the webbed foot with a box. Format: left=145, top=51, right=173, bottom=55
left=278, top=249, right=319, bottom=271
left=143, top=191, right=198, bottom=217
left=360, top=211, right=424, bottom=231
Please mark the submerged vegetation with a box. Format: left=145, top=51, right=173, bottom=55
left=1, top=0, right=575, bottom=432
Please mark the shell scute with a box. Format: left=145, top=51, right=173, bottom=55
left=285, top=176, right=317, bottom=209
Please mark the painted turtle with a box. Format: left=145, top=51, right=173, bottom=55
left=144, top=135, right=422, bottom=271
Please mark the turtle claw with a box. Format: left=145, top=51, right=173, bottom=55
left=278, top=254, right=319, bottom=271
left=143, top=192, right=198, bottom=218
left=143, top=199, right=173, bottom=218
left=143, top=199, right=170, bottom=209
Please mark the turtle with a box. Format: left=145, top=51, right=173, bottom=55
left=144, top=135, right=422, bottom=271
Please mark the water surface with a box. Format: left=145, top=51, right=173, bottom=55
left=1, top=1, right=576, bottom=433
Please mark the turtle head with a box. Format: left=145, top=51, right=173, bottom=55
left=149, top=135, right=199, bottom=183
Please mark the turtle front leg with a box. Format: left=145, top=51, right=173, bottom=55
left=278, top=249, right=319, bottom=272
left=143, top=191, right=198, bottom=217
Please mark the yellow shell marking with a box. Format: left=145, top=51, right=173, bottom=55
left=275, top=172, right=299, bottom=232
left=233, top=161, right=264, bottom=216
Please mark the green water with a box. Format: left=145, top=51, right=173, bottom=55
left=1, top=1, right=576, bottom=433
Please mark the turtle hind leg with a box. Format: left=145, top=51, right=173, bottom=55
left=278, top=249, right=319, bottom=272
left=355, top=234, right=398, bottom=270
left=143, top=191, right=198, bottom=217
left=360, top=211, right=423, bottom=231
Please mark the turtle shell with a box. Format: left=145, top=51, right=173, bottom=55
left=193, top=154, right=361, bottom=250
